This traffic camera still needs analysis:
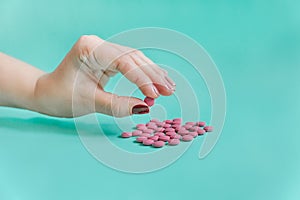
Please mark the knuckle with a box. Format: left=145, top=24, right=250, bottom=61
left=75, top=35, right=102, bottom=61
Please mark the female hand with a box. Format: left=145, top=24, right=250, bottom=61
left=33, top=35, right=176, bottom=117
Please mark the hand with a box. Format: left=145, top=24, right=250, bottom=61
left=34, top=35, right=176, bottom=117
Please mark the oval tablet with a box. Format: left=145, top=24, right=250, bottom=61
left=197, top=121, right=206, bottom=127
left=185, top=122, right=196, bottom=126
left=121, top=132, right=132, bottom=138
left=164, top=119, right=173, bottom=124
left=141, top=133, right=151, bottom=138
left=163, top=124, right=171, bottom=128
left=165, top=128, right=175, bottom=132
left=149, top=135, right=159, bottom=141
left=189, top=131, right=198, bottom=138
left=143, top=129, right=154, bottom=134
left=144, top=97, right=155, bottom=106
left=159, top=135, right=170, bottom=142
left=182, top=135, right=194, bottom=141
left=189, top=127, right=199, bottom=132
left=136, top=136, right=147, bottom=143
left=204, top=126, right=213, bottom=132
left=152, top=141, right=165, bottom=148
left=143, top=139, right=154, bottom=146
left=154, top=132, right=165, bottom=137
left=171, top=134, right=181, bottom=139
left=132, top=130, right=142, bottom=136
left=197, top=129, right=205, bottom=135
left=168, top=139, right=180, bottom=146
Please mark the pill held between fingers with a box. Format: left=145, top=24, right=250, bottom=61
left=132, top=130, right=142, bottom=136
left=143, top=139, right=155, bottom=146
left=152, top=141, right=165, bottom=148
left=182, top=135, right=194, bottom=141
left=204, top=126, right=213, bottom=132
left=168, top=139, right=180, bottom=146
left=144, top=97, right=155, bottom=107
left=197, top=129, right=206, bottom=135
left=136, top=136, right=148, bottom=143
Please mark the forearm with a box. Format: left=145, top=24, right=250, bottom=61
left=0, top=52, right=45, bottom=111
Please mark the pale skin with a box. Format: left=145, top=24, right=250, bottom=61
left=0, top=35, right=176, bottom=118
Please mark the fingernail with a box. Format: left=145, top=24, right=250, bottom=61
left=132, top=105, right=149, bottom=114
left=152, top=85, right=160, bottom=97
left=165, top=76, right=176, bottom=86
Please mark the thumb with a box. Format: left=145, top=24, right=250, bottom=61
left=95, top=90, right=149, bottom=117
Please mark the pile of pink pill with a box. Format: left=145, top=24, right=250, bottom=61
left=121, top=118, right=213, bottom=148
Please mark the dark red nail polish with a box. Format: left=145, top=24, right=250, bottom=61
left=132, top=105, right=149, bottom=114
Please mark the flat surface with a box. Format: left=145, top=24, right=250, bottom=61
left=1, top=0, right=300, bottom=199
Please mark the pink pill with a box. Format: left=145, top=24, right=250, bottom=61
left=143, top=129, right=154, bottom=134
left=147, top=125, right=157, bottom=130
left=150, top=119, right=160, bottom=123
left=182, top=135, right=194, bottom=141
left=165, top=128, right=175, bottom=132
left=186, top=122, right=195, bottom=125
left=171, top=134, right=181, bottom=139
left=189, top=127, right=199, bottom=132
left=121, top=132, right=132, bottom=138
left=164, top=119, right=173, bottom=124
left=166, top=132, right=176, bottom=137
left=155, top=127, right=165, bottom=132
left=143, top=139, right=154, bottom=146
left=183, top=124, right=193, bottom=129
left=178, top=128, right=189, bottom=135
left=137, top=126, right=147, bottom=131
left=146, top=122, right=156, bottom=126
left=159, top=135, right=170, bottom=142
left=152, top=141, right=165, bottom=148
left=149, top=135, right=159, bottom=141
left=189, top=131, right=198, bottom=138
left=144, top=97, right=155, bottom=107
left=132, top=130, right=142, bottom=136
left=168, top=139, right=180, bottom=146
left=136, top=136, right=147, bottom=143
left=156, top=122, right=165, bottom=127
left=173, top=118, right=182, bottom=122
left=154, top=132, right=165, bottom=137
left=163, top=124, right=171, bottom=128
left=141, top=133, right=151, bottom=138
left=197, top=121, right=206, bottom=127
left=197, top=129, right=206, bottom=135
left=204, top=126, right=213, bottom=132
left=136, top=124, right=146, bottom=128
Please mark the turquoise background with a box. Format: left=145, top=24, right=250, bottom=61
left=1, top=0, right=300, bottom=199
